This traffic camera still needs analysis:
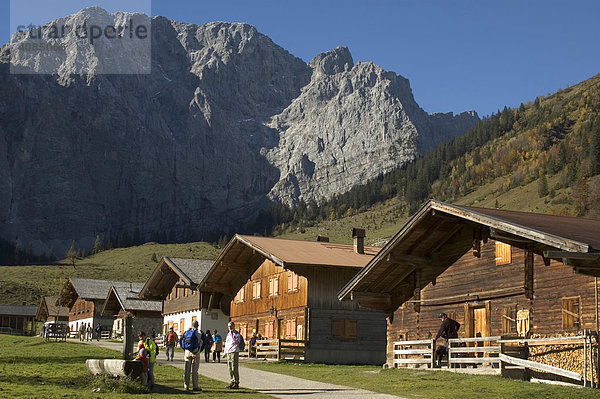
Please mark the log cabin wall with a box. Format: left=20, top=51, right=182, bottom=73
left=305, top=267, right=362, bottom=311
left=386, top=239, right=598, bottom=364
left=230, top=259, right=308, bottom=340
left=69, top=297, right=94, bottom=322
left=162, top=281, right=201, bottom=315
left=230, top=260, right=308, bottom=318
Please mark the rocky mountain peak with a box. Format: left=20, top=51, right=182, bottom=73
left=309, top=46, right=354, bottom=75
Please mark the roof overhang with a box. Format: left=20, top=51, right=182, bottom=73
left=139, top=257, right=194, bottom=300
left=101, top=286, right=124, bottom=316
left=197, top=235, right=275, bottom=298
left=57, top=279, right=79, bottom=309
left=338, top=199, right=599, bottom=313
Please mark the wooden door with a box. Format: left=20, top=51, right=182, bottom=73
left=473, top=308, right=488, bottom=337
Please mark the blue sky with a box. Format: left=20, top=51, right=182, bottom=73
left=2, top=0, right=599, bottom=117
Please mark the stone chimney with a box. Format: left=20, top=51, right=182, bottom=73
left=317, top=235, right=329, bottom=242
left=352, top=228, right=365, bottom=254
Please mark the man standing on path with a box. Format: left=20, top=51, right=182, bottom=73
left=224, top=321, right=243, bottom=389
left=165, top=326, right=178, bottom=361
left=181, top=320, right=205, bottom=391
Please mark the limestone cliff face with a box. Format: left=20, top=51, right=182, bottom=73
left=265, top=47, right=478, bottom=204
left=0, top=9, right=478, bottom=254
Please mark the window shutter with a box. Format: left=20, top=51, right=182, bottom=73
left=495, top=242, right=512, bottom=265
left=345, top=320, right=357, bottom=339
left=333, top=319, right=344, bottom=338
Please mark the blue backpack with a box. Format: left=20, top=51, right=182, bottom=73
left=181, top=329, right=199, bottom=353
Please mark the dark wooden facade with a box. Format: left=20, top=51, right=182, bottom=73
left=338, top=200, right=600, bottom=365
left=163, top=283, right=201, bottom=316
left=0, top=305, right=37, bottom=335
left=387, top=239, right=597, bottom=363
left=200, top=235, right=388, bottom=365
left=139, top=258, right=229, bottom=337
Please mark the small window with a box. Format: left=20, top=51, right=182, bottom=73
left=495, top=241, right=512, bottom=265
left=332, top=319, right=357, bottom=339
left=235, top=287, right=245, bottom=303
left=269, top=277, right=279, bottom=297
left=184, top=288, right=188, bottom=297
left=287, top=272, right=299, bottom=292
left=562, top=296, right=581, bottom=330
left=286, top=319, right=297, bottom=338
left=252, top=281, right=262, bottom=300
left=180, top=318, right=185, bottom=335
left=264, top=321, right=274, bottom=339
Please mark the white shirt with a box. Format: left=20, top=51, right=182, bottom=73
left=224, top=330, right=242, bottom=354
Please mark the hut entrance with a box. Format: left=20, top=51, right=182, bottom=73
left=464, top=301, right=491, bottom=338
left=473, top=307, right=488, bottom=338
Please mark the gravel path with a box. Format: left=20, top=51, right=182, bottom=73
left=79, top=339, right=403, bottom=398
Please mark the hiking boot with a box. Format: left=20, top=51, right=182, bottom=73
left=193, top=387, right=202, bottom=391
left=184, top=384, right=189, bottom=391
left=226, top=382, right=235, bottom=388
left=231, top=383, right=239, bottom=389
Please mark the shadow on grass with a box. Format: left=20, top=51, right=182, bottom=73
left=0, top=374, right=84, bottom=387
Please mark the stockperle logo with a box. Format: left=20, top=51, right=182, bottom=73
left=9, top=1, right=152, bottom=75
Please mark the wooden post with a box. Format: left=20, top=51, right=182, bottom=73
left=277, top=339, right=281, bottom=360
left=123, top=315, right=133, bottom=360
left=447, top=340, right=452, bottom=369
left=431, top=339, right=436, bottom=369
left=585, top=330, right=588, bottom=387
left=524, top=247, right=534, bottom=300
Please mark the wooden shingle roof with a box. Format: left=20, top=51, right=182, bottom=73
left=0, top=305, right=37, bottom=317
left=139, top=257, right=214, bottom=300
left=36, top=296, right=69, bottom=321
left=59, top=278, right=145, bottom=308
left=102, top=284, right=162, bottom=315
left=197, top=234, right=379, bottom=298
left=338, top=199, right=600, bottom=313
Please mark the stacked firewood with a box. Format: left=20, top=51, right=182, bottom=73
left=528, top=333, right=595, bottom=381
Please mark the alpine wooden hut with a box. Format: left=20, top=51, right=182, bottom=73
left=58, top=278, right=157, bottom=337
left=139, top=258, right=229, bottom=337
left=0, top=305, right=37, bottom=335
left=197, top=233, right=387, bottom=365
left=339, top=200, right=600, bottom=368
left=100, top=283, right=163, bottom=339
left=36, top=296, right=69, bottom=324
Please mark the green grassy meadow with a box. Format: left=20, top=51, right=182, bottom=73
left=0, top=334, right=266, bottom=398
left=246, top=361, right=600, bottom=399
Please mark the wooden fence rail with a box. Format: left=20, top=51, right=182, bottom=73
left=239, top=339, right=306, bottom=361
left=392, top=334, right=598, bottom=387
left=392, top=339, right=435, bottom=368
left=447, top=336, right=501, bottom=369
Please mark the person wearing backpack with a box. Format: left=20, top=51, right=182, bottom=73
left=180, top=320, right=205, bottom=391
left=95, top=324, right=102, bottom=341
left=224, top=321, right=244, bottom=389
left=165, top=326, right=178, bottom=361
left=434, top=313, right=461, bottom=368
